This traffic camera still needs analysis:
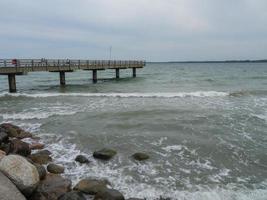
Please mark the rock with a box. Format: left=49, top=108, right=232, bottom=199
left=47, top=163, right=65, bottom=174
left=0, top=123, right=32, bottom=139
left=37, top=149, right=52, bottom=155
left=94, top=188, right=125, bottom=200
left=132, top=153, right=149, bottom=161
left=29, top=142, right=45, bottom=150
left=58, top=191, right=86, bottom=200
left=30, top=173, right=71, bottom=200
left=75, top=155, right=89, bottom=164
left=93, top=148, right=117, bottom=160
left=28, top=151, right=52, bottom=164
left=9, top=139, right=31, bottom=157
left=127, top=199, right=144, bottom=200
left=0, top=131, right=8, bottom=144
left=74, top=178, right=110, bottom=195
left=0, top=149, right=6, bottom=161
left=0, top=171, right=26, bottom=200
left=0, top=155, right=39, bottom=197
left=34, top=163, right=46, bottom=180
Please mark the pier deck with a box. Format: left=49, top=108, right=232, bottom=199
left=0, top=59, right=145, bottom=92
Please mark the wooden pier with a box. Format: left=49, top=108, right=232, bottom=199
left=0, top=59, right=145, bottom=93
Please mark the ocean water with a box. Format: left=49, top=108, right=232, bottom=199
left=0, top=62, right=267, bottom=199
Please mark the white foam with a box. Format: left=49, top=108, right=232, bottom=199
left=0, top=91, right=229, bottom=98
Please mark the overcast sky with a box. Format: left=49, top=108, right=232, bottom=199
left=0, top=0, right=266, bottom=61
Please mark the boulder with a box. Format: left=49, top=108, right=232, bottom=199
left=127, top=199, right=144, bottom=200
left=37, top=149, right=52, bottom=155
left=30, top=173, right=72, bottom=200
left=9, top=139, right=31, bottom=157
left=75, top=155, right=90, bottom=164
left=0, top=131, right=8, bottom=144
left=58, top=191, right=86, bottom=200
left=0, top=155, right=39, bottom=197
left=34, top=163, right=46, bottom=180
left=94, top=188, right=125, bottom=200
left=0, top=171, right=26, bottom=200
left=29, top=142, right=45, bottom=150
left=132, top=153, right=149, bottom=161
left=28, top=151, right=52, bottom=164
left=93, top=148, right=117, bottom=160
left=0, top=149, right=6, bottom=161
left=74, top=178, right=110, bottom=195
left=0, top=123, right=32, bottom=139
left=47, top=163, right=65, bottom=174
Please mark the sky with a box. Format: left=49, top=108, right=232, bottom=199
left=0, top=0, right=266, bottom=61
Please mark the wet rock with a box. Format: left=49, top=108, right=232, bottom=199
left=74, top=178, right=110, bottom=195
left=58, top=191, right=86, bottom=200
left=94, top=188, right=125, bottom=200
left=34, top=163, right=46, bottom=180
left=75, top=155, right=89, bottom=164
left=30, top=173, right=71, bottom=200
left=0, top=155, right=39, bottom=197
left=9, top=139, right=31, bottom=157
left=93, top=148, right=117, bottom=160
left=0, top=149, right=6, bottom=161
left=132, top=153, right=149, bottom=161
left=37, top=149, right=52, bottom=155
left=0, top=171, right=26, bottom=200
left=47, top=163, right=65, bottom=174
left=0, top=123, right=32, bottom=139
left=0, top=131, right=8, bottom=144
left=127, top=198, right=144, bottom=200
left=28, top=151, right=52, bottom=165
left=0, top=142, right=11, bottom=154
left=29, top=142, right=45, bottom=150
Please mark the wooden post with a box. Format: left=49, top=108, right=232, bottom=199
left=59, top=71, right=66, bottom=86
left=8, top=74, right=16, bottom=93
left=92, top=69, right=97, bottom=83
left=132, top=67, right=136, bottom=78
left=115, top=68, right=120, bottom=79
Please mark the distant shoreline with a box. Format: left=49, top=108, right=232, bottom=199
left=149, top=59, right=267, bottom=64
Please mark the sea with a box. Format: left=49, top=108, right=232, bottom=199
left=0, top=62, right=266, bottom=200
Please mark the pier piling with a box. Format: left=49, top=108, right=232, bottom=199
left=115, top=68, right=120, bottom=79
left=92, top=70, right=97, bottom=83
left=133, top=68, right=136, bottom=78
left=8, top=74, right=16, bottom=93
left=59, top=71, right=66, bottom=86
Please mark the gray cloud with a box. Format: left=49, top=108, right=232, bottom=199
left=0, top=0, right=266, bottom=61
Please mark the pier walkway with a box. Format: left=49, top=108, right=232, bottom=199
left=0, top=59, right=145, bottom=92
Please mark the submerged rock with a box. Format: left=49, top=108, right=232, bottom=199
left=74, top=178, right=110, bottom=195
left=30, top=173, right=71, bottom=200
left=28, top=151, right=52, bottom=165
left=0, top=171, right=26, bottom=200
left=94, top=188, right=125, bottom=200
left=0, top=123, right=32, bottom=139
left=93, top=148, right=117, bottom=160
left=47, top=163, right=65, bottom=174
left=132, top=153, right=149, bottom=161
left=75, top=155, right=90, bottom=164
left=58, top=191, right=86, bottom=200
left=0, top=155, right=39, bottom=197
left=9, top=139, right=31, bottom=157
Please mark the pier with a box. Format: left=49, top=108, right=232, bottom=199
left=0, top=59, right=145, bottom=93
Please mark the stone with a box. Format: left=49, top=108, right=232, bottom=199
left=34, top=163, right=46, bottom=180
left=0, top=149, right=6, bottom=161
left=47, top=163, right=65, bottom=174
left=74, top=178, right=110, bottom=195
left=75, top=155, right=89, bottom=164
left=132, top=153, right=149, bottom=161
left=30, top=173, right=72, bottom=200
left=9, top=139, right=31, bottom=157
left=28, top=151, right=52, bottom=164
left=0, top=123, right=32, bottom=139
left=37, top=149, right=52, bottom=155
left=0, top=155, right=39, bottom=197
left=0, top=171, right=26, bottom=200
left=29, top=142, right=45, bottom=150
left=58, top=191, right=86, bottom=200
left=94, top=188, right=125, bottom=200
left=127, top=199, right=144, bottom=200
left=0, top=131, right=8, bottom=144
left=93, top=148, right=117, bottom=160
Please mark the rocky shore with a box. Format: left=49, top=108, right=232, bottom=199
left=0, top=123, right=168, bottom=200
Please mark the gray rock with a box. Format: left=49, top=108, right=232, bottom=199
left=0, top=155, right=39, bottom=197
left=127, top=199, right=144, bottom=200
left=94, top=188, right=125, bottom=200
left=0, top=171, right=26, bottom=200
left=0, top=131, right=8, bottom=144
left=58, top=191, right=86, bottom=200
left=34, top=163, right=46, bottom=180
left=93, top=148, right=117, bottom=160
left=47, top=163, right=65, bottom=174
left=0, top=149, right=6, bottom=161
left=74, top=178, right=110, bottom=195
left=9, top=139, right=31, bottom=157
left=30, top=173, right=71, bottom=200
left=28, top=151, right=52, bottom=164
left=0, top=123, right=32, bottom=139
left=132, top=153, right=149, bottom=161
left=75, top=155, right=89, bottom=164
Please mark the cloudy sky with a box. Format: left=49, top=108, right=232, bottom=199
left=0, top=0, right=266, bottom=61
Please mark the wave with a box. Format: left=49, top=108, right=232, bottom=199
left=0, top=91, right=229, bottom=98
